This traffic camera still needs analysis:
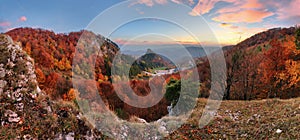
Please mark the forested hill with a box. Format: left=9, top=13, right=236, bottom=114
left=6, top=27, right=120, bottom=99
left=4, top=28, right=173, bottom=122
left=198, top=27, right=300, bottom=100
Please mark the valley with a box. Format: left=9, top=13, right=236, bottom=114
left=0, top=26, right=300, bottom=139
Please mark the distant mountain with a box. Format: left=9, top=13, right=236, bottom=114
left=121, top=45, right=218, bottom=60
left=134, top=48, right=174, bottom=70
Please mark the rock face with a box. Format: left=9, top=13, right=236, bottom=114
left=0, top=34, right=38, bottom=126
left=0, top=34, right=105, bottom=139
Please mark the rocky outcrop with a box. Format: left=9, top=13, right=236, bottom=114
left=0, top=34, right=106, bottom=139
left=0, top=34, right=38, bottom=126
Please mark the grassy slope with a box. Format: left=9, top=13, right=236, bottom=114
left=166, top=98, right=300, bottom=139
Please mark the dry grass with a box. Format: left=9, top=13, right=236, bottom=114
left=165, top=98, right=300, bottom=139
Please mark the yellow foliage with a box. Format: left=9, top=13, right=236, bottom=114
left=63, top=88, right=79, bottom=101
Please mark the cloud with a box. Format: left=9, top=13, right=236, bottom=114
left=131, top=0, right=194, bottom=7
left=187, top=0, right=195, bottom=5
left=276, top=0, right=300, bottom=20
left=171, top=0, right=194, bottom=5
left=217, top=0, right=263, bottom=14
left=130, top=0, right=169, bottom=7
left=130, top=0, right=299, bottom=26
left=0, top=21, right=11, bottom=27
left=217, top=6, right=240, bottom=14
left=0, top=20, right=11, bottom=32
left=213, top=9, right=274, bottom=23
left=189, top=0, right=240, bottom=16
left=0, top=16, right=27, bottom=32
left=154, top=0, right=168, bottom=5
left=19, top=16, right=27, bottom=22
left=240, top=0, right=263, bottom=9
left=189, top=0, right=217, bottom=16
left=237, top=26, right=266, bottom=37
left=209, top=0, right=275, bottom=23
left=219, top=23, right=238, bottom=29
left=188, top=0, right=274, bottom=23
left=114, top=38, right=129, bottom=45
left=114, top=38, right=161, bottom=45
left=219, top=22, right=231, bottom=27
left=130, top=0, right=154, bottom=7
left=213, top=0, right=300, bottom=24
left=113, top=38, right=200, bottom=46
left=215, top=25, right=267, bottom=45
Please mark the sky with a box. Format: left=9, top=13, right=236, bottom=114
left=0, top=0, right=299, bottom=46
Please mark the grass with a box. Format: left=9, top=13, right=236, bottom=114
left=165, top=97, right=300, bottom=139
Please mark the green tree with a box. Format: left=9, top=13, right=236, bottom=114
left=165, top=78, right=199, bottom=115
left=165, top=78, right=181, bottom=105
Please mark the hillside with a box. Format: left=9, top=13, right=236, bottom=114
left=165, top=97, right=300, bottom=139
left=5, top=27, right=119, bottom=99
left=5, top=28, right=171, bottom=122
left=0, top=34, right=106, bottom=139
left=197, top=27, right=300, bottom=100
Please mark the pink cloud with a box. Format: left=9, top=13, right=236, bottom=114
left=189, top=0, right=217, bottom=16
left=19, top=16, right=27, bottom=22
left=171, top=0, right=194, bottom=5
left=154, top=0, right=167, bottom=5
left=213, top=9, right=274, bottom=23
left=215, top=0, right=266, bottom=14
left=216, top=0, right=264, bottom=15
left=215, top=0, right=299, bottom=24
left=0, top=21, right=11, bottom=27
left=114, top=39, right=129, bottom=45
left=131, top=0, right=194, bottom=7
left=189, top=0, right=237, bottom=16
left=130, top=0, right=168, bottom=7
left=217, top=6, right=239, bottom=14
left=188, top=0, right=274, bottom=24
left=276, top=0, right=300, bottom=20
left=130, top=0, right=154, bottom=7
left=240, top=0, right=263, bottom=9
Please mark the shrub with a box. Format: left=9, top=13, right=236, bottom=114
left=295, top=27, right=300, bottom=50
left=164, top=78, right=181, bottom=106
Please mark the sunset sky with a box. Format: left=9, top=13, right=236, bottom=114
left=0, top=0, right=299, bottom=46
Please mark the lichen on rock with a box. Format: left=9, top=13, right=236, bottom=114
left=1, top=34, right=39, bottom=126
